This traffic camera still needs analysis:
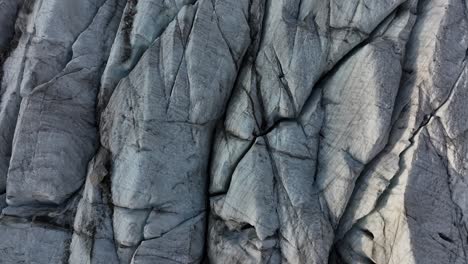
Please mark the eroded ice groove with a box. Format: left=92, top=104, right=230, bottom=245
left=98, top=0, right=196, bottom=112
left=69, top=148, right=120, bottom=264
left=0, top=0, right=468, bottom=263
left=0, top=0, right=22, bottom=54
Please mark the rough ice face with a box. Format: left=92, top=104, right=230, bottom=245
left=0, top=0, right=467, bottom=263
